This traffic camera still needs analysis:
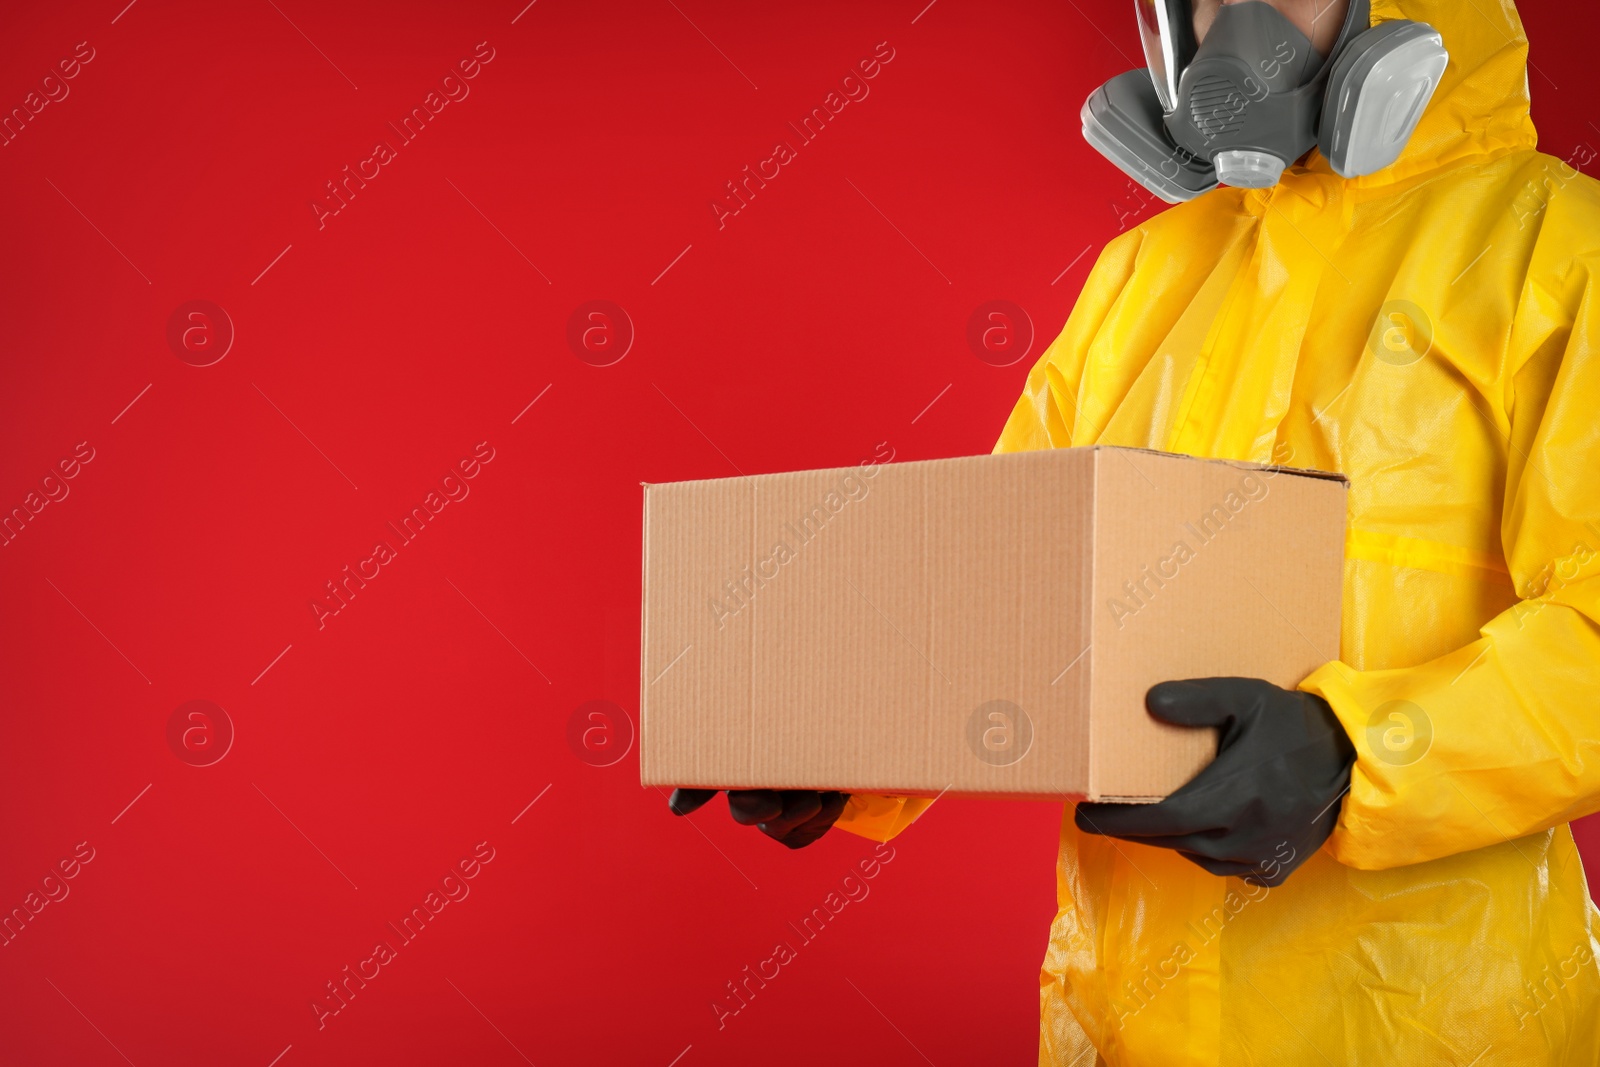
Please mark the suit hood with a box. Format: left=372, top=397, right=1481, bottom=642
left=1346, top=0, right=1538, bottom=185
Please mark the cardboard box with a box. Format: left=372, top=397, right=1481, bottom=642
left=639, top=446, right=1346, bottom=801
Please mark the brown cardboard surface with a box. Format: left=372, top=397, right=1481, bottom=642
left=639, top=446, right=1346, bottom=801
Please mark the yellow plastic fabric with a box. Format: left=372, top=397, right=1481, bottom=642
left=835, top=0, right=1600, bottom=1061
left=834, top=793, right=934, bottom=842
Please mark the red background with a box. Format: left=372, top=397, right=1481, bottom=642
left=2, top=2, right=1597, bottom=1064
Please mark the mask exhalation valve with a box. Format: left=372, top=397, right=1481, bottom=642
left=1214, top=149, right=1286, bottom=189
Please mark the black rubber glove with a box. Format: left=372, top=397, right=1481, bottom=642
left=669, top=789, right=848, bottom=849
left=1074, top=678, right=1355, bottom=887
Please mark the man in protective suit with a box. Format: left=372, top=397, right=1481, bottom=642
left=673, top=0, right=1600, bottom=1061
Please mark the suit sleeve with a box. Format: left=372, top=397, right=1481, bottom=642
left=1303, top=254, right=1600, bottom=869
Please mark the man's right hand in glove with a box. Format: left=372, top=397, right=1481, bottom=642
left=668, top=789, right=848, bottom=849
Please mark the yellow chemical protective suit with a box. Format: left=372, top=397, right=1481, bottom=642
left=835, top=0, right=1600, bottom=1062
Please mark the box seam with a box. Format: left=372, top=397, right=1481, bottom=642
left=1086, top=449, right=1100, bottom=801
left=1014, top=454, right=1025, bottom=793
left=639, top=484, right=651, bottom=784
left=749, top=479, right=757, bottom=782
left=923, top=461, right=933, bottom=790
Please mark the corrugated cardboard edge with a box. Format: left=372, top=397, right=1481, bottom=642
left=638, top=481, right=652, bottom=785
left=747, top=479, right=757, bottom=783
left=1083, top=446, right=1349, bottom=802
left=1085, top=448, right=1100, bottom=802
left=1089, top=444, right=1350, bottom=484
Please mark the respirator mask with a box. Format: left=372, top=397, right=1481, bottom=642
left=1082, top=0, right=1448, bottom=202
